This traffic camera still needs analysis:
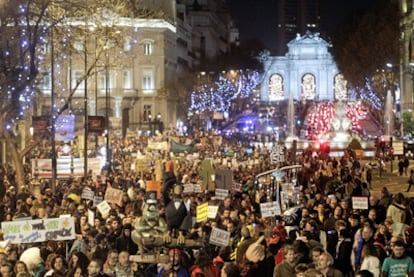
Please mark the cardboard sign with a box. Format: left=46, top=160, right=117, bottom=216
left=209, top=227, right=230, bottom=247
left=183, top=183, right=194, bottom=194
left=208, top=205, right=219, bottom=219
left=104, top=187, right=123, bottom=207
left=214, top=189, right=229, bottom=201
left=196, top=202, right=208, bottom=223
left=88, top=209, right=95, bottom=227
left=352, top=196, right=369, bottom=210
left=2, top=217, right=75, bottom=244
left=260, top=201, right=281, bottom=218
left=96, top=200, right=111, bottom=218
left=81, top=189, right=95, bottom=200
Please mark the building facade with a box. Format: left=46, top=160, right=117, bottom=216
left=35, top=0, right=237, bottom=138
left=260, top=32, right=345, bottom=102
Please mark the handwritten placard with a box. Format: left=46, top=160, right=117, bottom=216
left=97, top=200, right=111, bottom=218
left=196, top=202, right=208, bottom=223
left=208, top=205, right=219, bottom=219
left=104, top=187, right=123, bottom=206
left=352, top=196, right=369, bottom=210
left=209, top=227, right=230, bottom=247
left=260, top=201, right=281, bottom=218
left=215, top=189, right=229, bottom=201
left=88, top=209, right=95, bottom=227
left=183, top=183, right=194, bottom=194
left=81, top=189, right=95, bottom=200
left=1, top=218, right=75, bottom=244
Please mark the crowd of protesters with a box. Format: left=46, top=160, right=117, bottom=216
left=0, top=132, right=412, bottom=277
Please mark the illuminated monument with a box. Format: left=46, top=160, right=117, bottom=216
left=260, top=31, right=346, bottom=102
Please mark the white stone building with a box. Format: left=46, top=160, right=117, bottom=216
left=260, top=32, right=347, bottom=102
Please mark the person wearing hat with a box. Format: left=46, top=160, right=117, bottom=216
left=238, top=236, right=268, bottom=276
left=115, top=223, right=138, bottom=255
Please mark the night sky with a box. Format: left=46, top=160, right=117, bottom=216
left=226, top=0, right=380, bottom=51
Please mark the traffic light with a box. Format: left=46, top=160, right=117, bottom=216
left=379, top=137, right=386, bottom=152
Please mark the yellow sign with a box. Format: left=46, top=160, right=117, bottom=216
left=196, top=202, right=208, bottom=223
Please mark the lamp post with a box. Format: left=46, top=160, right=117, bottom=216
left=148, top=113, right=153, bottom=135
left=83, top=23, right=88, bottom=179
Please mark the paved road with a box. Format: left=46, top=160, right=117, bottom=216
left=368, top=161, right=414, bottom=197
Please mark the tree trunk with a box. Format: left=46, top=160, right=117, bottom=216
left=3, top=130, right=25, bottom=193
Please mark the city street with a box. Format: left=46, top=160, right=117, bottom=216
left=368, top=159, right=414, bottom=198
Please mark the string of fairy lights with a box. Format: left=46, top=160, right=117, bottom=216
left=188, top=69, right=261, bottom=113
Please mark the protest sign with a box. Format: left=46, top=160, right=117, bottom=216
left=209, top=227, right=230, bottom=247
left=104, top=187, right=123, bottom=206
left=97, top=200, right=111, bottom=218
left=214, top=189, right=229, bottom=201
left=81, top=189, right=95, bottom=200
left=183, top=183, right=194, bottom=194
left=2, top=217, right=75, bottom=244
left=87, top=210, right=95, bottom=227
left=93, top=196, right=103, bottom=206
left=352, top=196, right=369, bottom=210
left=208, top=205, right=219, bottom=219
left=260, top=201, right=281, bottom=218
left=196, top=202, right=208, bottom=223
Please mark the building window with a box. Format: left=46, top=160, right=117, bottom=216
left=99, top=72, right=113, bottom=92
left=72, top=70, right=84, bottom=90
left=40, top=72, right=51, bottom=91
left=143, top=41, right=152, bottom=55
left=123, top=69, right=132, bottom=89
left=124, top=37, right=132, bottom=51
left=268, top=74, right=284, bottom=101
left=142, top=69, right=154, bottom=93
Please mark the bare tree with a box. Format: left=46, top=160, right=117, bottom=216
left=0, top=0, right=163, bottom=193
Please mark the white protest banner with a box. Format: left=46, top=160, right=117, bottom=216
left=193, top=184, right=203, bottom=193
left=1, top=217, right=75, bottom=244
left=81, top=189, right=95, bottom=200
left=352, top=196, right=369, bottom=210
left=88, top=209, right=95, bottom=227
left=147, top=141, right=169, bottom=151
left=97, top=200, right=111, bottom=218
left=260, top=201, right=281, bottom=218
left=104, top=187, right=123, bottom=206
left=183, top=184, right=194, bottom=194
left=31, top=158, right=101, bottom=179
left=215, top=189, right=229, bottom=201
left=208, top=205, right=219, bottom=219
left=209, top=227, right=230, bottom=247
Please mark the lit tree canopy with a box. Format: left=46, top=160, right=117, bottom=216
left=0, top=0, right=164, bottom=191
left=188, top=70, right=261, bottom=113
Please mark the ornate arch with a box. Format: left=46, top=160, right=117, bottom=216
left=301, top=73, right=316, bottom=100
left=268, top=73, right=284, bottom=101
